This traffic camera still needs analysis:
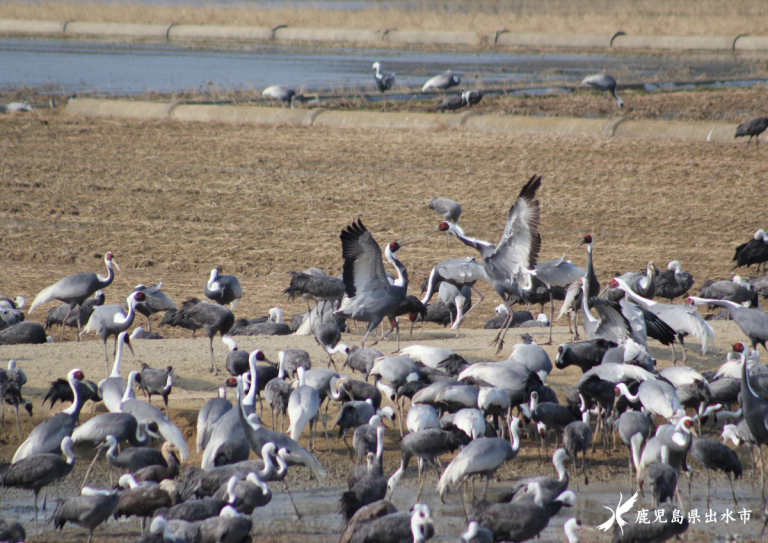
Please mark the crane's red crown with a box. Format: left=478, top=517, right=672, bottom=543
left=732, top=343, right=745, bottom=352
left=438, top=222, right=451, bottom=232
left=583, top=234, right=592, bottom=243
left=255, top=351, right=265, bottom=361
left=226, top=377, right=238, bottom=387
left=74, top=370, right=85, bottom=380
left=389, top=242, right=400, bottom=252
left=683, top=419, right=693, bottom=429
left=609, top=278, right=619, bottom=288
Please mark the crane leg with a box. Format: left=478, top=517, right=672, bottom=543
left=282, top=480, right=302, bottom=519
left=490, top=301, right=515, bottom=353
left=542, top=291, right=555, bottom=345
left=727, top=472, right=738, bottom=508
left=744, top=136, right=753, bottom=157
left=208, top=336, right=218, bottom=375
left=458, top=286, right=485, bottom=325
left=60, top=304, right=74, bottom=343
left=14, top=403, right=21, bottom=442
left=81, top=446, right=103, bottom=491
left=33, top=489, right=39, bottom=535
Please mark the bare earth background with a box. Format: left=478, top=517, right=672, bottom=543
left=3, top=0, right=768, bottom=37
left=0, top=104, right=767, bottom=541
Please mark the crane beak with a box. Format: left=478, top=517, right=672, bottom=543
left=126, top=340, right=135, bottom=358
left=113, top=259, right=121, bottom=271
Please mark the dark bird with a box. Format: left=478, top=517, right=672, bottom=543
left=436, top=175, right=541, bottom=352
left=611, top=503, right=688, bottom=543
left=555, top=339, right=616, bottom=373
left=166, top=298, right=234, bottom=373
left=654, top=261, right=694, bottom=301
left=0, top=359, right=29, bottom=440
left=114, top=475, right=178, bottom=531
left=128, top=282, right=176, bottom=332
left=0, top=321, right=48, bottom=345
left=133, top=442, right=181, bottom=483
left=733, top=229, right=768, bottom=273
left=130, top=327, right=163, bottom=340
left=0, top=436, right=76, bottom=532
left=28, top=251, right=119, bottom=341
left=372, top=62, right=395, bottom=93
left=284, top=269, right=345, bottom=330
left=43, top=375, right=100, bottom=408
left=434, top=94, right=466, bottom=112
left=53, top=488, right=119, bottom=543
left=203, top=268, right=242, bottom=308
left=212, top=473, right=271, bottom=515
left=139, top=362, right=174, bottom=414
left=345, top=506, right=434, bottom=543
left=158, top=307, right=202, bottom=338
left=101, top=434, right=168, bottom=473
left=0, top=517, right=24, bottom=543
left=334, top=220, right=409, bottom=348
left=45, top=290, right=105, bottom=331
left=689, top=436, right=742, bottom=508
left=463, top=89, right=483, bottom=107
left=197, top=386, right=233, bottom=453
left=340, top=452, right=388, bottom=524
left=735, top=117, right=768, bottom=156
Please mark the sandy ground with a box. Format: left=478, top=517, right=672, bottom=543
left=1, top=106, right=768, bottom=541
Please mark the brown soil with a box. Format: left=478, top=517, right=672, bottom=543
left=0, top=104, right=767, bottom=541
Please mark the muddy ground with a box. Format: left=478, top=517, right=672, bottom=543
left=0, top=103, right=768, bottom=541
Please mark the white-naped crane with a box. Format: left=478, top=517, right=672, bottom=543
left=288, top=366, right=326, bottom=452
left=197, top=386, right=232, bottom=453
left=612, top=278, right=714, bottom=363
left=738, top=349, right=768, bottom=497
left=369, top=355, right=420, bottom=436
left=315, top=321, right=349, bottom=369
left=615, top=380, right=684, bottom=421
left=436, top=417, right=521, bottom=518
left=733, top=228, right=768, bottom=272
left=578, top=277, right=633, bottom=344
left=203, top=268, right=242, bottom=308
left=334, top=219, right=409, bottom=348
left=655, top=261, right=694, bottom=301
left=119, top=371, right=190, bottom=460
left=687, top=296, right=768, bottom=352
left=564, top=401, right=592, bottom=489
left=97, top=331, right=132, bottom=412
left=128, top=282, right=176, bottom=332
left=436, top=175, right=542, bottom=352
left=28, top=251, right=120, bottom=342
left=420, top=257, right=487, bottom=328
left=81, top=290, right=146, bottom=373
left=636, top=416, right=696, bottom=503
left=13, top=368, right=85, bottom=462
left=582, top=73, right=623, bottom=109
left=1, top=436, right=75, bottom=533
left=165, top=298, right=234, bottom=373
left=53, top=486, right=119, bottom=543
left=617, top=410, right=650, bottom=490
left=422, top=71, right=461, bottom=96
left=534, top=251, right=585, bottom=344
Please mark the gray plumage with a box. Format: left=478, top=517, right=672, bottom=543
left=422, top=71, right=461, bottom=93
left=637, top=418, right=696, bottom=491
left=463, top=89, right=483, bottom=107
left=556, top=339, right=615, bottom=373
left=0, top=302, right=23, bottom=329
left=334, top=219, right=408, bottom=348
left=535, top=254, right=585, bottom=343
left=434, top=384, right=479, bottom=412
left=564, top=416, right=592, bottom=483
left=0, top=517, right=24, bottom=543
left=582, top=73, right=623, bottom=108
left=353, top=416, right=383, bottom=465
left=71, top=412, right=155, bottom=446
left=698, top=277, right=755, bottom=304
left=284, top=270, right=345, bottom=320
left=197, top=388, right=232, bottom=453
left=195, top=507, right=253, bottom=543
left=133, top=442, right=181, bottom=483
left=334, top=376, right=382, bottom=408
left=345, top=346, right=383, bottom=380
left=82, top=290, right=145, bottom=369
left=654, top=261, right=693, bottom=301
left=437, top=176, right=541, bottom=352
left=201, top=408, right=245, bottom=470
left=340, top=456, right=388, bottom=522
left=645, top=458, right=677, bottom=508
left=265, top=361, right=291, bottom=433
left=54, top=491, right=119, bottom=543
left=229, top=318, right=290, bottom=336
left=735, top=117, right=768, bottom=156
left=278, top=349, right=311, bottom=379
left=733, top=229, right=768, bottom=271
left=434, top=94, right=466, bottom=112
left=612, top=503, right=688, bottom=543
left=28, top=252, right=119, bottom=341
left=315, top=321, right=349, bottom=366
left=263, top=85, right=305, bottom=107
left=167, top=298, right=234, bottom=373
left=473, top=499, right=551, bottom=542
left=617, top=410, right=650, bottom=484
left=131, top=326, right=164, bottom=339
left=688, top=297, right=768, bottom=351
left=211, top=474, right=271, bottom=515
left=203, top=268, right=242, bottom=308
left=373, top=62, right=395, bottom=93
left=0, top=321, right=48, bottom=345
left=689, top=435, right=742, bottom=507
left=139, top=362, right=174, bottom=414
left=130, top=282, right=176, bottom=332
left=347, top=509, right=433, bottom=543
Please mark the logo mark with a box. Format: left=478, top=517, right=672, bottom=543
left=598, top=491, right=639, bottom=534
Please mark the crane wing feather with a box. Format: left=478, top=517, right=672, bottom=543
left=339, top=219, right=390, bottom=300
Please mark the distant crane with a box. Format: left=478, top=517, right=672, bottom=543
left=434, top=94, right=467, bottom=112
left=28, top=251, right=120, bottom=341
left=203, top=268, right=242, bottom=308
left=429, top=197, right=461, bottom=245
left=334, top=220, right=409, bottom=348
left=733, top=228, right=768, bottom=272
left=534, top=252, right=585, bottom=344
left=655, top=261, right=694, bottom=301
left=372, top=62, right=395, bottom=109
left=735, top=117, right=768, bottom=156
left=687, top=296, right=768, bottom=352
left=582, top=74, right=623, bottom=109
left=436, top=175, right=542, bottom=352
left=164, top=298, right=234, bottom=373
left=284, top=269, right=345, bottom=330
left=263, top=85, right=305, bottom=108
left=422, top=71, right=462, bottom=96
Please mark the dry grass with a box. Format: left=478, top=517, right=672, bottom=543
left=3, top=0, right=768, bottom=37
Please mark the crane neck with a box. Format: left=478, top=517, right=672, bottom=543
left=135, top=422, right=148, bottom=444
left=96, top=258, right=116, bottom=285
left=580, top=282, right=597, bottom=324
left=329, top=376, right=343, bottom=401
left=62, top=371, right=81, bottom=416
left=122, top=372, right=138, bottom=403
left=207, top=270, right=220, bottom=292
left=111, top=340, right=125, bottom=378
left=114, top=299, right=138, bottom=326
left=105, top=437, right=120, bottom=461
left=260, top=445, right=277, bottom=480
left=243, top=354, right=259, bottom=408
left=275, top=448, right=289, bottom=479
left=420, top=266, right=438, bottom=305
left=509, top=418, right=521, bottom=455
left=554, top=450, right=567, bottom=481
left=630, top=432, right=643, bottom=476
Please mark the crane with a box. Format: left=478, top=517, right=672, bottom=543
left=655, top=261, right=694, bottom=301
left=28, top=251, right=119, bottom=342
left=81, top=290, right=146, bottom=373
left=334, top=219, right=408, bottom=348
left=436, top=175, right=542, bottom=352
left=197, top=386, right=232, bottom=452
left=735, top=117, right=768, bottom=156
left=420, top=257, right=487, bottom=328
left=284, top=269, right=345, bottom=329
left=53, top=488, right=119, bottom=543
left=739, top=350, right=768, bottom=497
left=422, top=71, right=461, bottom=96
left=203, top=268, right=242, bottom=308
left=372, top=62, right=395, bottom=109
left=733, top=228, right=768, bottom=272
left=315, top=321, right=349, bottom=369
left=534, top=251, right=585, bottom=344
left=45, top=290, right=105, bottom=334
left=165, top=298, right=234, bottom=373
left=128, top=282, right=176, bottom=332
left=687, top=296, right=768, bottom=352
left=97, top=331, right=132, bottom=412
left=263, top=85, right=305, bottom=108
left=582, top=74, right=623, bottom=109
left=287, top=366, right=324, bottom=452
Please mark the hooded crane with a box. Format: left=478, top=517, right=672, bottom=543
left=53, top=487, right=119, bottom=543
left=263, top=85, right=305, bottom=108
left=45, top=290, right=105, bottom=334
left=655, top=261, right=694, bottom=302
left=13, top=368, right=85, bottom=462
left=28, top=251, right=119, bottom=342
left=735, top=117, right=768, bottom=157
left=372, top=62, right=395, bottom=110
left=421, top=257, right=487, bottom=331
left=1, top=436, right=75, bottom=532
left=687, top=296, right=768, bottom=352
left=334, top=219, right=408, bottom=348
left=733, top=228, right=768, bottom=273
left=166, top=298, right=234, bottom=373
left=139, top=362, right=174, bottom=415
left=0, top=359, right=27, bottom=441
left=204, top=268, right=242, bottom=308
left=81, top=290, right=146, bottom=373
left=582, top=74, right=623, bottom=109
left=284, top=269, right=345, bottom=331
left=436, top=175, right=541, bottom=352
left=437, top=417, right=521, bottom=517
left=422, top=71, right=461, bottom=96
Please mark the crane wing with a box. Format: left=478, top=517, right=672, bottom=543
left=589, top=297, right=632, bottom=343
left=339, top=219, right=390, bottom=300
left=489, top=175, right=542, bottom=287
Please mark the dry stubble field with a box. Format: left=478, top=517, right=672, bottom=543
left=1, top=108, right=767, bottom=541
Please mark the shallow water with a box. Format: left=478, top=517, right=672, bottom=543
left=1, top=38, right=758, bottom=96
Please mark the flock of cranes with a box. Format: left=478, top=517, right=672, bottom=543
left=3, top=176, right=768, bottom=543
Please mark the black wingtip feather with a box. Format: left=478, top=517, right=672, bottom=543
left=339, top=219, right=368, bottom=298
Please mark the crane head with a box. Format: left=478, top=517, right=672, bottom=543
left=437, top=221, right=451, bottom=232
left=388, top=242, right=401, bottom=252
left=225, top=377, right=238, bottom=387
left=105, top=252, right=120, bottom=271
left=732, top=342, right=746, bottom=353
left=578, top=234, right=593, bottom=246
left=73, top=369, right=85, bottom=381
left=609, top=278, right=619, bottom=288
